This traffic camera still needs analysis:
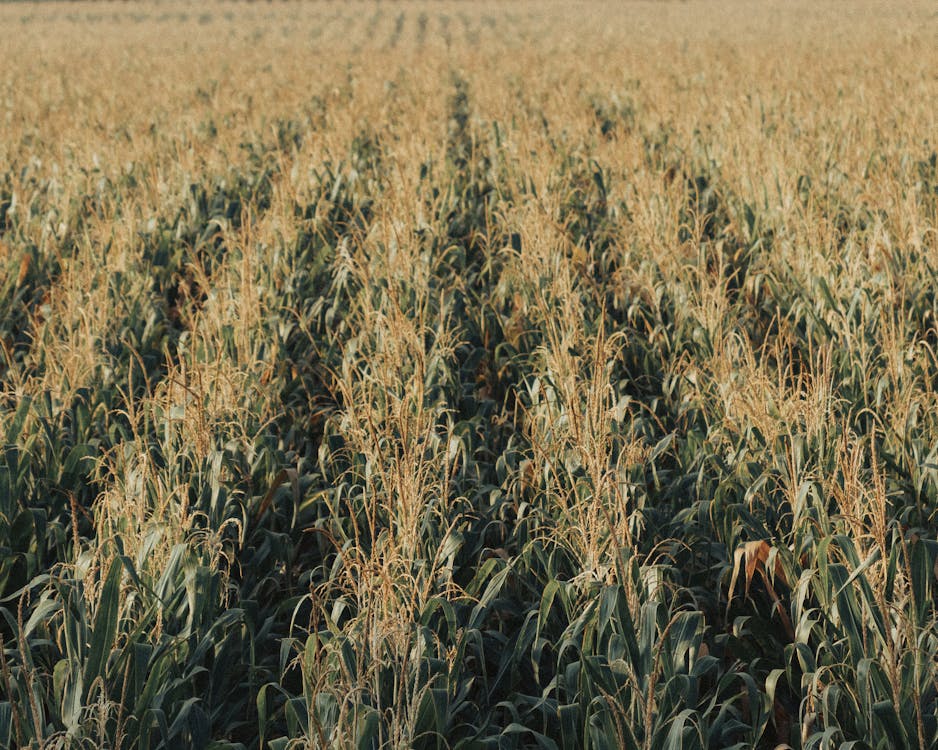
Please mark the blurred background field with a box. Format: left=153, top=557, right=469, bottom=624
left=1, top=1, right=937, bottom=747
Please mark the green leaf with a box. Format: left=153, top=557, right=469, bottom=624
left=4, top=395, right=31, bottom=444
left=83, top=557, right=122, bottom=700
left=873, top=700, right=908, bottom=747
left=356, top=706, right=381, bottom=750
left=0, top=702, right=11, bottom=749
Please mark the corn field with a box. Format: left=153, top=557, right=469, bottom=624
left=1, top=1, right=938, bottom=748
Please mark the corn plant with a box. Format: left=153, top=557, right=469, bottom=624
left=1, top=1, right=937, bottom=748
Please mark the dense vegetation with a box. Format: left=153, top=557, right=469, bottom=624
left=2, top=2, right=938, bottom=748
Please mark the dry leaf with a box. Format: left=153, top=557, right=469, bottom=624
left=727, top=540, right=794, bottom=639
left=17, top=253, right=30, bottom=287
